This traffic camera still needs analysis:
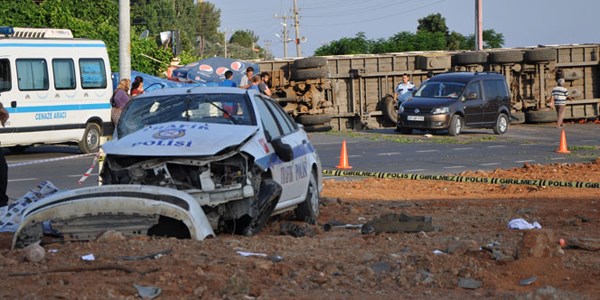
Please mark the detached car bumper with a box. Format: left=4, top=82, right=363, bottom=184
left=397, top=113, right=450, bottom=130
left=13, top=185, right=215, bottom=249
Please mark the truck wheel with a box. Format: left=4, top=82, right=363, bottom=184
left=303, top=124, right=332, bottom=132
left=383, top=96, right=398, bottom=124
left=448, top=115, right=463, bottom=136
left=295, top=170, right=319, bottom=224
left=294, top=57, right=327, bottom=69
left=493, top=113, right=509, bottom=135
left=296, top=114, right=332, bottom=126
left=79, top=122, right=102, bottom=154
left=524, top=49, right=557, bottom=63
left=488, top=51, right=524, bottom=64
left=453, top=52, right=487, bottom=65
left=525, top=110, right=557, bottom=123
left=292, top=68, right=328, bottom=81
left=9, top=146, right=29, bottom=154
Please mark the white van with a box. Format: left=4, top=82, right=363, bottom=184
left=0, top=26, right=112, bottom=153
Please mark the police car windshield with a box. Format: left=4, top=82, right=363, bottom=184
left=117, top=93, right=256, bottom=137
left=414, top=82, right=466, bottom=99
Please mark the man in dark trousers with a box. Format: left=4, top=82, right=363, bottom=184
left=0, top=102, right=9, bottom=206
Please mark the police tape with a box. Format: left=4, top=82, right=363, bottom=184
left=7, top=153, right=96, bottom=168
left=322, top=169, right=600, bottom=189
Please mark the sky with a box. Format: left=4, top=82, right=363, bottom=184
left=207, top=0, right=599, bottom=59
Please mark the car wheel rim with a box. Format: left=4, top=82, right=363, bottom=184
left=309, top=174, right=319, bottom=213
left=455, top=118, right=462, bottom=134
left=499, top=116, right=507, bottom=133
left=88, top=130, right=98, bottom=150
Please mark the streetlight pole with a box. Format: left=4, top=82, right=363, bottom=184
left=475, top=0, right=483, bottom=51
left=292, top=0, right=302, bottom=57
left=118, top=0, right=131, bottom=81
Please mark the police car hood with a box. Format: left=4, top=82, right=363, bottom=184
left=103, top=121, right=259, bottom=156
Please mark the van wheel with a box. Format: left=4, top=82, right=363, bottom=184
left=493, top=113, right=509, bottom=135
left=79, top=123, right=102, bottom=154
left=383, top=96, right=398, bottom=123
left=295, top=170, right=319, bottom=224
left=448, top=115, right=463, bottom=136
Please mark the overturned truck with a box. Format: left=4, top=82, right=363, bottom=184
left=258, top=44, right=600, bottom=131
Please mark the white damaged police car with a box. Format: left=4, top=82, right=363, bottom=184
left=13, top=87, right=322, bottom=248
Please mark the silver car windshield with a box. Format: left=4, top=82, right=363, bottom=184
left=415, top=82, right=466, bottom=99
left=117, top=93, right=257, bottom=137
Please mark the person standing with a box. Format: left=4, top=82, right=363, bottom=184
left=239, top=67, right=254, bottom=89
left=0, top=102, right=9, bottom=206
left=393, top=73, right=415, bottom=103
left=111, top=78, right=131, bottom=126
left=258, top=72, right=272, bottom=96
left=248, top=75, right=261, bottom=92
left=131, top=76, right=144, bottom=96
left=549, top=78, right=571, bottom=128
left=219, top=70, right=237, bottom=87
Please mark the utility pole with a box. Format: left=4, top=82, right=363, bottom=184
left=118, top=0, right=131, bottom=81
left=475, top=0, right=483, bottom=51
left=292, top=0, right=302, bottom=57
left=275, top=14, right=290, bottom=58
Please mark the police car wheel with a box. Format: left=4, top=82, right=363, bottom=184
left=295, top=170, right=319, bottom=224
left=79, top=123, right=102, bottom=154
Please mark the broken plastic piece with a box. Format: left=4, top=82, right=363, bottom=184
left=134, top=284, right=162, bottom=299
left=519, top=276, right=537, bottom=286
left=81, top=253, right=95, bottom=261
left=508, top=218, right=541, bottom=230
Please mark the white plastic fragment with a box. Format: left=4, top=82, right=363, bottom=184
left=81, top=253, right=95, bottom=261
left=508, top=218, right=542, bottom=230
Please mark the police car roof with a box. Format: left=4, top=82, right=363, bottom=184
left=138, top=86, right=256, bottom=98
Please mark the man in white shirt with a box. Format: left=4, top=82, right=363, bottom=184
left=239, top=66, right=254, bottom=89
left=393, top=73, right=415, bottom=104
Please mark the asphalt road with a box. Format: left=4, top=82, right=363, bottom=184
left=4, top=123, right=599, bottom=201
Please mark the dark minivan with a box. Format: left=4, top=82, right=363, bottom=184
left=397, top=72, right=511, bottom=136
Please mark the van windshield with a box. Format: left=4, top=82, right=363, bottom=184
left=415, top=82, right=466, bottom=99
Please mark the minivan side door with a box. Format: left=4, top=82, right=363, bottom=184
left=481, top=79, right=509, bottom=123
left=462, top=80, right=484, bottom=125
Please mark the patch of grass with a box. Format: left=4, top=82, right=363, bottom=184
left=568, top=145, right=598, bottom=151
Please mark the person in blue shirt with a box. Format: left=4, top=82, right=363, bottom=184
left=248, top=75, right=261, bottom=91
left=219, top=70, right=237, bottom=87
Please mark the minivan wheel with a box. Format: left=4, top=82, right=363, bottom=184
left=448, top=115, right=463, bottom=136
left=493, top=113, right=509, bottom=135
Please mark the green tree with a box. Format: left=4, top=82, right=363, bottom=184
left=314, top=32, right=372, bottom=56
left=417, top=13, right=449, bottom=37
left=465, top=29, right=505, bottom=49
left=229, top=30, right=258, bottom=49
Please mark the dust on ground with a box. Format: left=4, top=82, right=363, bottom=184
left=1, top=160, right=599, bottom=299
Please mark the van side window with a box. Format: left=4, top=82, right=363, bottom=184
left=79, top=58, right=107, bottom=89
left=464, top=81, right=481, bottom=100
left=16, top=59, right=49, bottom=91
left=53, top=59, right=76, bottom=90
left=482, top=79, right=507, bottom=100
left=0, top=59, right=11, bottom=92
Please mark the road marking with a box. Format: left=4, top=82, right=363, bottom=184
left=347, top=155, right=361, bottom=158
left=479, top=163, right=501, bottom=166
left=487, top=145, right=506, bottom=148
left=67, top=174, right=98, bottom=178
left=443, top=166, right=466, bottom=169
left=515, top=160, right=535, bottom=163
left=452, top=147, right=474, bottom=151
left=8, top=178, right=39, bottom=183
left=377, top=152, right=402, bottom=156
left=416, top=150, right=438, bottom=153
left=550, top=157, right=567, bottom=160
left=403, top=169, right=426, bottom=172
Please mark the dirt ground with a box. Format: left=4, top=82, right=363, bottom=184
left=1, top=159, right=600, bottom=299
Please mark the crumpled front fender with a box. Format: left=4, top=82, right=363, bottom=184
left=13, top=185, right=215, bottom=249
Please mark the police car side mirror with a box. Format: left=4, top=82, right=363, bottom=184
left=272, top=137, right=293, bottom=162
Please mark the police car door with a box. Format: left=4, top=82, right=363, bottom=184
left=254, top=95, right=308, bottom=203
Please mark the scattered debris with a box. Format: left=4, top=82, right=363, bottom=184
left=120, top=249, right=172, bottom=261
left=519, top=276, right=537, bottom=286
left=567, top=237, right=600, bottom=251
left=322, top=220, right=363, bottom=232
left=236, top=251, right=268, bottom=258
left=23, top=240, right=45, bottom=263
left=81, top=254, right=95, bottom=261
left=361, top=213, right=433, bottom=234
left=133, top=284, right=162, bottom=300
left=371, top=261, right=391, bottom=274
left=508, top=218, right=541, bottom=230
left=458, top=278, right=482, bottom=289
left=279, top=222, right=313, bottom=237
left=433, top=250, right=446, bottom=255
left=518, top=230, right=556, bottom=258
left=96, top=230, right=126, bottom=242
left=9, top=264, right=159, bottom=277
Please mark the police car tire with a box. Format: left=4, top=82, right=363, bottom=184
left=295, top=170, right=319, bottom=224
left=296, top=114, right=332, bottom=126
left=79, top=123, right=102, bottom=154
left=488, top=51, right=524, bottom=64
left=294, top=57, right=327, bottom=69
left=525, top=109, right=557, bottom=123
left=292, top=68, right=328, bottom=81
left=383, top=96, right=398, bottom=124
left=525, top=48, right=557, bottom=63
left=453, top=52, right=487, bottom=65
left=303, top=124, right=332, bottom=132
left=9, top=146, right=29, bottom=154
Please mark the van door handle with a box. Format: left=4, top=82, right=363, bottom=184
left=84, top=92, right=89, bottom=97
left=55, top=93, right=60, bottom=98
left=10, top=101, right=16, bottom=108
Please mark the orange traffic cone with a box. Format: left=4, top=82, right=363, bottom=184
left=336, top=140, right=352, bottom=169
left=556, top=128, right=570, bottom=154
